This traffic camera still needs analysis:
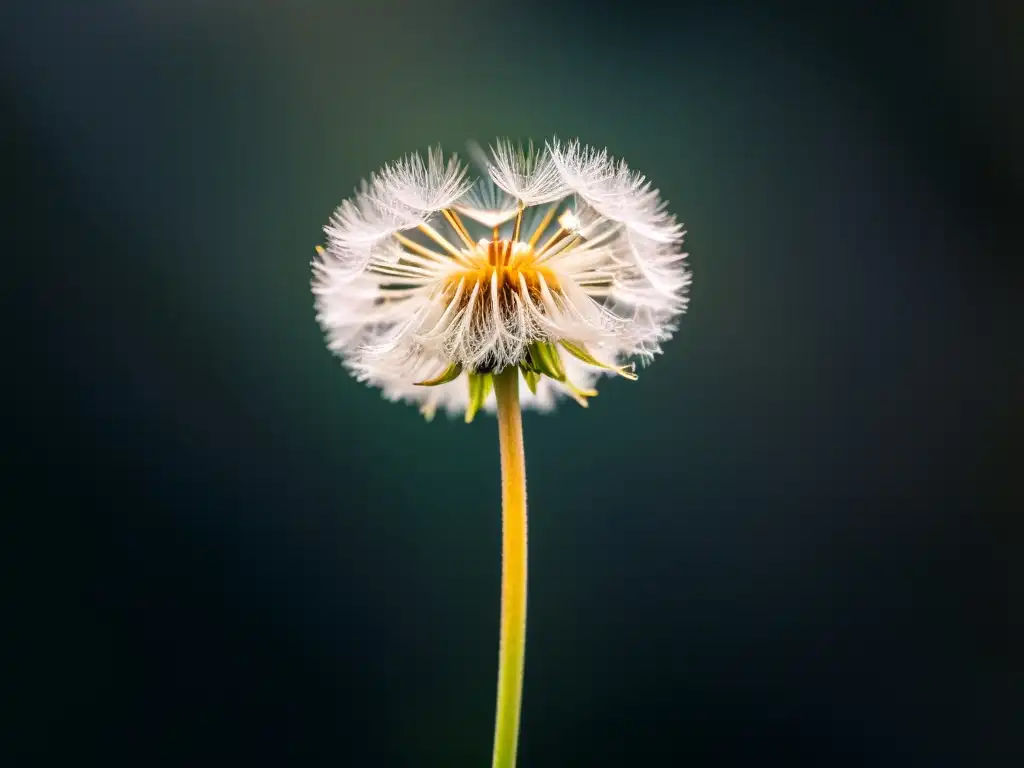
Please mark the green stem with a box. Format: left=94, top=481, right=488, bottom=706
left=491, top=367, right=528, bottom=768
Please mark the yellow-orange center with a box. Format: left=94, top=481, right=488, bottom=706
left=444, top=238, right=561, bottom=299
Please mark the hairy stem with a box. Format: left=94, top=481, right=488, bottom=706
left=491, top=367, right=528, bottom=768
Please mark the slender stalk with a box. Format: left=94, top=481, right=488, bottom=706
left=491, top=367, right=528, bottom=768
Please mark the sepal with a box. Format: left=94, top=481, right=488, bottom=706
left=414, top=362, right=464, bottom=387
left=465, top=372, right=494, bottom=423
left=560, top=341, right=637, bottom=380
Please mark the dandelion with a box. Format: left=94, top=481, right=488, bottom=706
left=313, top=138, right=690, bottom=767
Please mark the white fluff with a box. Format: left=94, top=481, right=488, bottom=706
left=313, top=137, right=691, bottom=417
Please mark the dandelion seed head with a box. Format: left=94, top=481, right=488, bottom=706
left=313, top=137, right=690, bottom=419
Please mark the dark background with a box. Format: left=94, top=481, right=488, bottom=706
left=5, top=1, right=1021, bottom=765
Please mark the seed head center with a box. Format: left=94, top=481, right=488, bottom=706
left=446, top=237, right=560, bottom=296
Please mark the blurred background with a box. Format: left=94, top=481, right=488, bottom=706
left=4, top=1, right=1020, bottom=765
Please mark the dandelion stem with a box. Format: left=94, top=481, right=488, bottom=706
left=491, top=367, right=528, bottom=768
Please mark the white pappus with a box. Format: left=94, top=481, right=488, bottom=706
left=312, top=138, right=691, bottom=421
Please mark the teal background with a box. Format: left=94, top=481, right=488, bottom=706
left=5, top=1, right=1019, bottom=766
